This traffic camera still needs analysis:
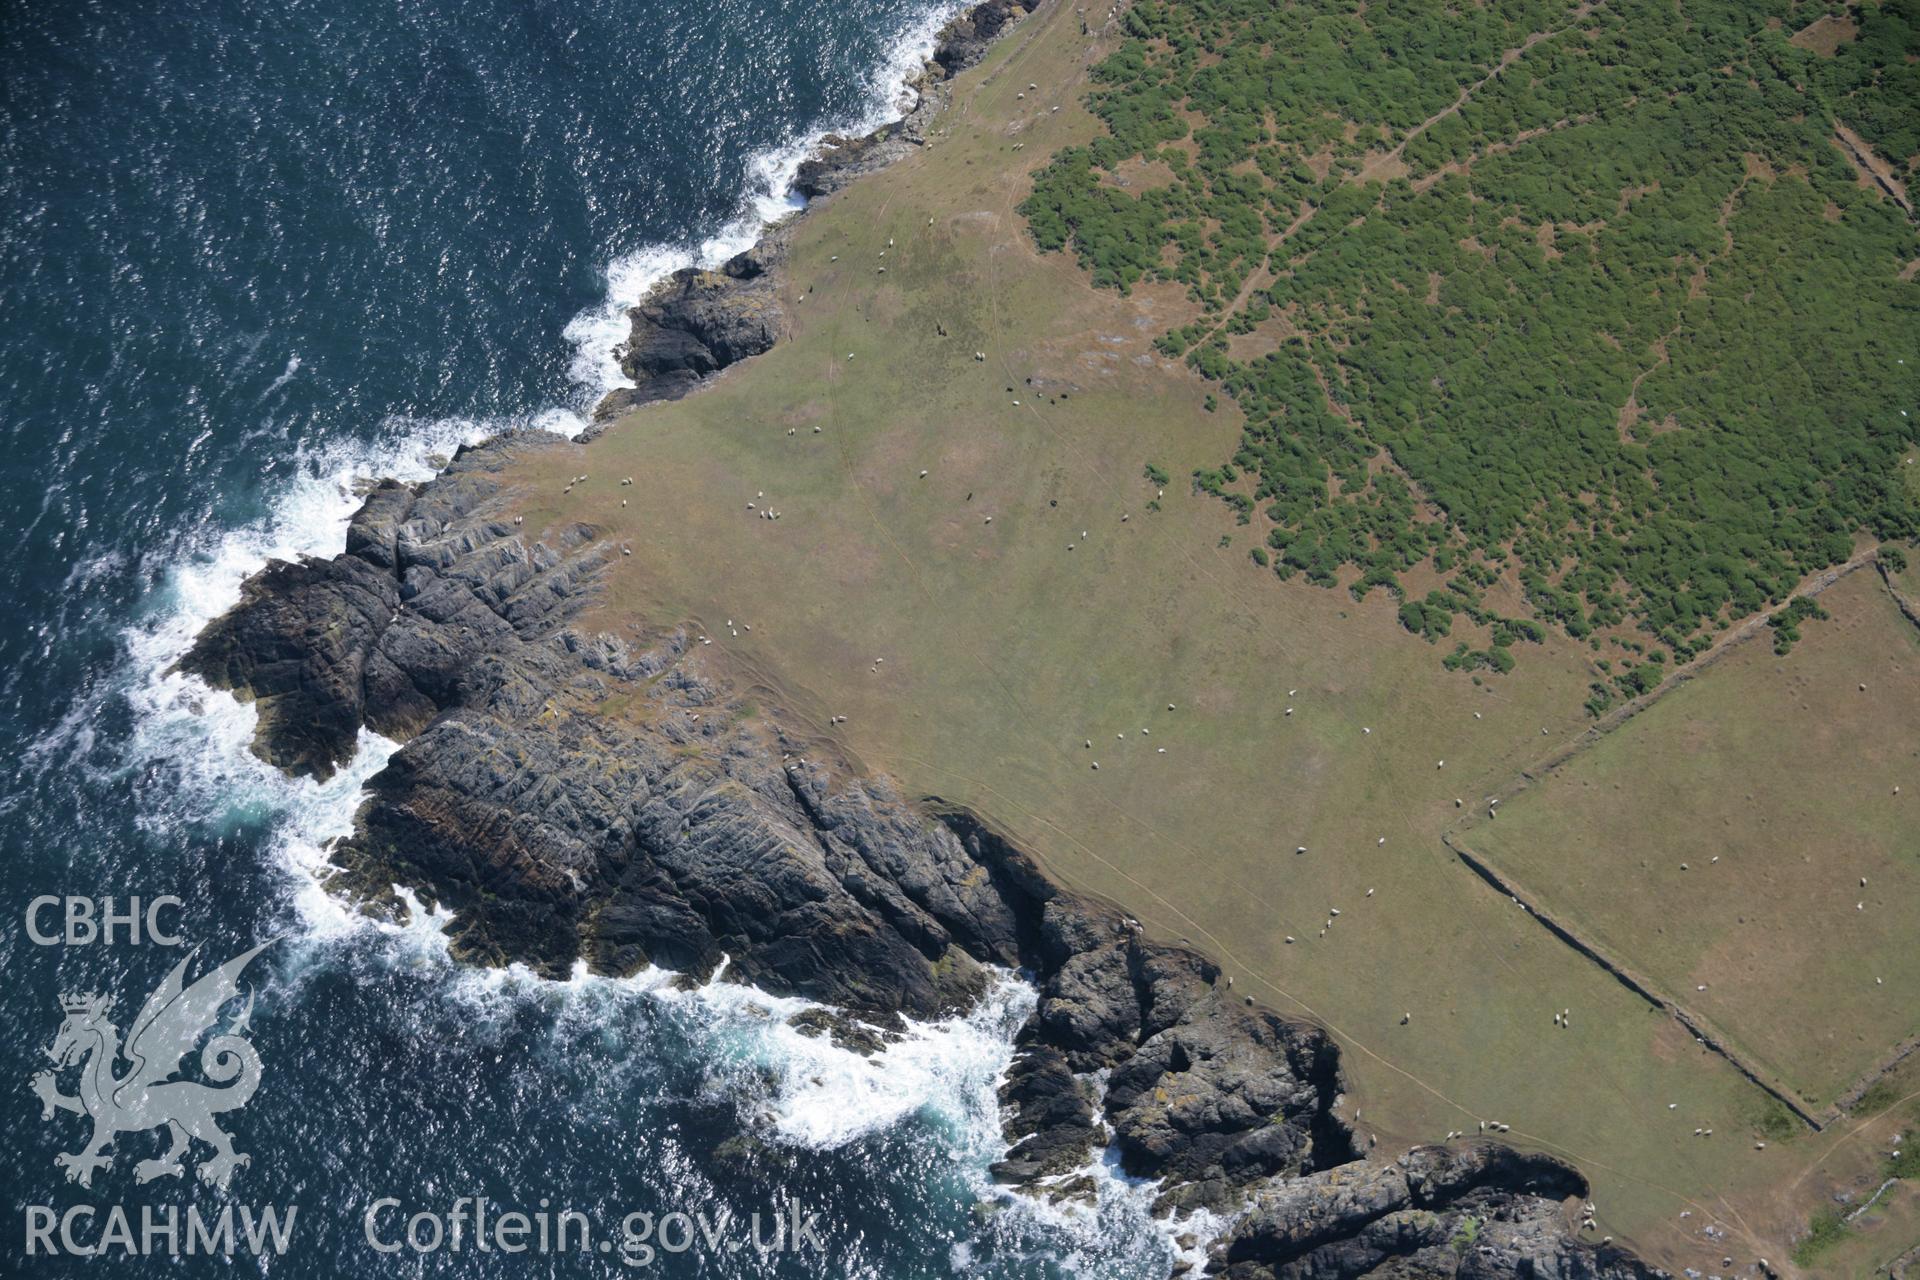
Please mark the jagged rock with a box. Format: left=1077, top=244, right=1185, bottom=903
left=592, top=234, right=788, bottom=423
left=615, top=252, right=783, bottom=381
left=183, top=437, right=1656, bottom=1275
left=178, top=435, right=608, bottom=779
left=1216, top=1145, right=1657, bottom=1279
left=931, top=0, right=1040, bottom=77
left=1106, top=1000, right=1349, bottom=1210
left=990, top=1045, right=1099, bottom=1183
left=592, top=1, right=1042, bottom=425
left=176, top=4, right=1662, bottom=1274
left=176, top=551, right=399, bottom=779
left=787, top=1007, right=904, bottom=1055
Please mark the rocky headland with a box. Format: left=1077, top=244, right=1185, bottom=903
left=589, top=0, right=1045, bottom=426
left=179, top=3, right=1664, bottom=1275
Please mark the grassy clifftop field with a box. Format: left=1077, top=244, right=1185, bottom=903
left=1466, top=567, right=1920, bottom=1114
left=495, top=0, right=1917, bottom=1271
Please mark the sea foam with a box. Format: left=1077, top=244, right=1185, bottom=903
left=96, top=4, right=1195, bottom=1271
left=562, top=0, right=967, bottom=405
left=116, top=0, right=970, bottom=892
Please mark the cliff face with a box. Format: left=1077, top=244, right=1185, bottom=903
left=178, top=3, right=1664, bottom=1273
left=181, top=430, right=1658, bottom=1279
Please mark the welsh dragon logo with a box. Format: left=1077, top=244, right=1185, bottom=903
left=30, top=942, right=272, bottom=1190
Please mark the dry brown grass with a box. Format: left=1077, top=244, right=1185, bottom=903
left=1466, top=570, right=1920, bottom=1111
left=1789, top=12, right=1860, bottom=57
left=483, top=3, right=1917, bottom=1270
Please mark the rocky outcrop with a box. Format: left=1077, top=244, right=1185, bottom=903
left=1216, top=1144, right=1660, bottom=1279
left=178, top=3, right=1661, bottom=1274
left=181, top=430, right=1658, bottom=1279
left=794, top=0, right=1039, bottom=200
left=178, top=452, right=612, bottom=781
left=590, top=0, right=1042, bottom=424
left=596, top=234, right=789, bottom=422
left=932, top=0, right=1040, bottom=76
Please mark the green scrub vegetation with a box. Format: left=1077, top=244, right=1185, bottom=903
left=1022, top=0, right=1920, bottom=697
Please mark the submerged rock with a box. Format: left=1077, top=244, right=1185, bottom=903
left=787, top=1006, right=905, bottom=1056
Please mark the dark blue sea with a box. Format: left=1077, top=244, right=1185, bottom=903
left=0, top=1, right=1182, bottom=1273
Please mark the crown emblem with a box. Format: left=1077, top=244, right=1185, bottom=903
left=36, top=942, right=274, bottom=1191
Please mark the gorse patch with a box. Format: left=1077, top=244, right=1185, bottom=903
left=1021, top=0, right=1920, bottom=696
left=1767, top=594, right=1831, bottom=655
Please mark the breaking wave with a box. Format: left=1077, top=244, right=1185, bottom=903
left=31, top=1, right=1187, bottom=1272
left=561, top=0, right=968, bottom=401
left=112, top=0, right=971, bottom=920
